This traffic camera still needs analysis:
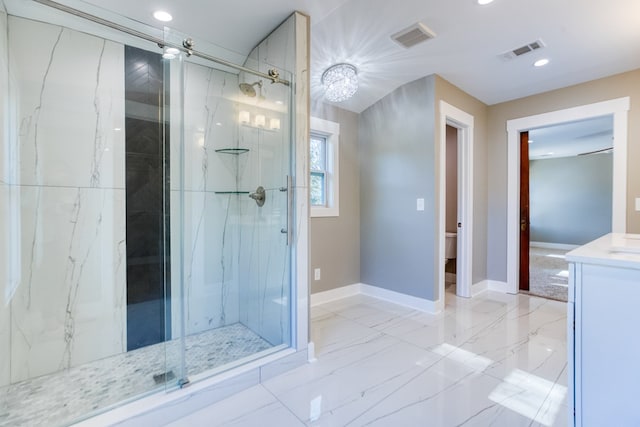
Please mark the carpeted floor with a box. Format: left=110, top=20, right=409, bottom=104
left=528, top=246, right=570, bottom=302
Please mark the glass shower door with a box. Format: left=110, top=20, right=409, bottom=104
left=164, top=28, right=293, bottom=383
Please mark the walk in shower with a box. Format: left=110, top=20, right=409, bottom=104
left=0, top=1, right=297, bottom=425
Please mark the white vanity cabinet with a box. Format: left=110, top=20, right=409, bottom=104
left=567, top=233, right=640, bottom=427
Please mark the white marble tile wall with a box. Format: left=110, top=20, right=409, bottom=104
left=0, top=16, right=126, bottom=385
left=7, top=17, right=125, bottom=188
left=238, top=13, right=309, bottom=350
left=170, top=190, right=240, bottom=336
left=235, top=74, right=291, bottom=346
left=238, top=186, right=290, bottom=345
left=172, top=62, right=239, bottom=192
left=169, top=61, right=243, bottom=338
left=243, top=17, right=295, bottom=85
left=0, top=5, right=10, bottom=389
left=0, top=3, right=9, bottom=186
left=165, top=31, right=297, bottom=349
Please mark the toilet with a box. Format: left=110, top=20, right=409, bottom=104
left=445, top=232, right=457, bottom=264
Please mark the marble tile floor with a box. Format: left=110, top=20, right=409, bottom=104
left=0, top=323, right=272, bottom=427
left=168, top=288, right=568, bottom=427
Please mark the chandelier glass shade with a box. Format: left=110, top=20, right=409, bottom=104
left=321, top=63, right=358, bottom=102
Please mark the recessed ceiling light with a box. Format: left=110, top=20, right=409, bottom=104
left=528, top=140, right=533, bottom=144
left=165, top=47, right=180, bottom=55
left=153, top=10, right=173, bottom=22
left=534, top=58, right=550, bottom=67
left=477, top=0, right=494, bottom=5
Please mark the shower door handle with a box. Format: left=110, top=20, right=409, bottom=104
left=281, top=175, right=293, bottom=246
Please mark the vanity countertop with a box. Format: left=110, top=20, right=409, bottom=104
left=566, top=233, right=640, bottom=270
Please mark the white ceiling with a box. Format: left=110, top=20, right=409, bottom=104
left=528, top=115, right=613, bottom=160
left=13, top=0, right=640, bottom=113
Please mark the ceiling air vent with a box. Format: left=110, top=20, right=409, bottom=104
left=500, top=39, right=545, bottom=61
left=391, top=23, right=436, bottom=49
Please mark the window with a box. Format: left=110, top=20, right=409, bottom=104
left=310, top=117, right=339, bottom=217
left=310, top=134, right=327, bottom=206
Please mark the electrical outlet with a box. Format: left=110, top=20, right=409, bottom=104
left=314, top=268, right=321, bottom=281
left=636, top=197, right=640, bottom=212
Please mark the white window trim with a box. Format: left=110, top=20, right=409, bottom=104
left=310, top=117, right=340, bottom=217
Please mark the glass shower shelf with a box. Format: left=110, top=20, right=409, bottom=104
left=214, top=148, right=250, bottom=154
left=214, top=191, right=250, bottom=195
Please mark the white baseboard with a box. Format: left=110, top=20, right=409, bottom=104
left=310, top=283, right=439, bottom=314
left=487, top=280, right=510, bottom=293
left=307, top=342, right=317, bottom=363
left=310, top=284, right=361, bottom=306
left=359, top=283, right=439, bottom=313
left=530, top=241, right=579, bottom=251
left=471, top=280, right=488, bottom=296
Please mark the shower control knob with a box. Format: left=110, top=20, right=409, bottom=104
left=249, top=186, right=266, bottom=207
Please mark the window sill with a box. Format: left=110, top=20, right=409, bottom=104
left=310, top=206, right=339, bottom=218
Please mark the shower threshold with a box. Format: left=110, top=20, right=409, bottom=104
left=0, top=323, right=273, bottom=427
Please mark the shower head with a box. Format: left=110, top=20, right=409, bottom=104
left=239, top=81, right=263, bottom=97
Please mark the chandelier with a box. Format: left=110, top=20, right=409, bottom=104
left=321, top=63, right=358, bottom=102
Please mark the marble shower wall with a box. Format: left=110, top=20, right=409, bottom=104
left=0, top=16, right=126, bottom=383
left=169, top=61, right=242, bottom=338
left=168, top=51, right=293, bottom=349
left=0, top=2, right=10, bottom=388
left=238, top=15, right=298, bottom=346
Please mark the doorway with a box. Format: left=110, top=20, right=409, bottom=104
left=506, top=97, right=630, bottom=294
left=519, top=117, right=614, bottom=301
left=438, top=101, right=474, bottom=308
left=445, top=125, right=459, bottom=295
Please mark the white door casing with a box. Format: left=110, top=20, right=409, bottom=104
left=505, top=97, right=630, bottom=294
left=438, top=101, right=474, bottom=307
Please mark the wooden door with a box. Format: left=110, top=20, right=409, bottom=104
left=519, top=131, right=530, bottom=291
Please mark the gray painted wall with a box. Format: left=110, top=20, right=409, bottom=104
left=359, top=76, right=436, bottom=300
left=530, top=154, right=612, bottom=245
left=310, top=104, right=360, bottom=293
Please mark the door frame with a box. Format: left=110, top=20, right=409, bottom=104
left=519, top=131, right=530, bottom=291
left=506, top=97, right=630, bottom=294
left=438, top=101, right=474, bottom=305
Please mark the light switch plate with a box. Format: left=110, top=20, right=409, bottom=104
left=417, top=198, right=425, bottom=211
left=636, top=198, right=640, bottom=212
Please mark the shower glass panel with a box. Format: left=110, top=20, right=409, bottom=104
left=0, top=1, right=293, bottom=425
left=0, top=8, right=173, bottom=427
left=164, top=27, right=293, bottom=382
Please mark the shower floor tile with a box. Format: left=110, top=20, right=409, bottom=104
left=0, top=323, right=272, bottom=427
